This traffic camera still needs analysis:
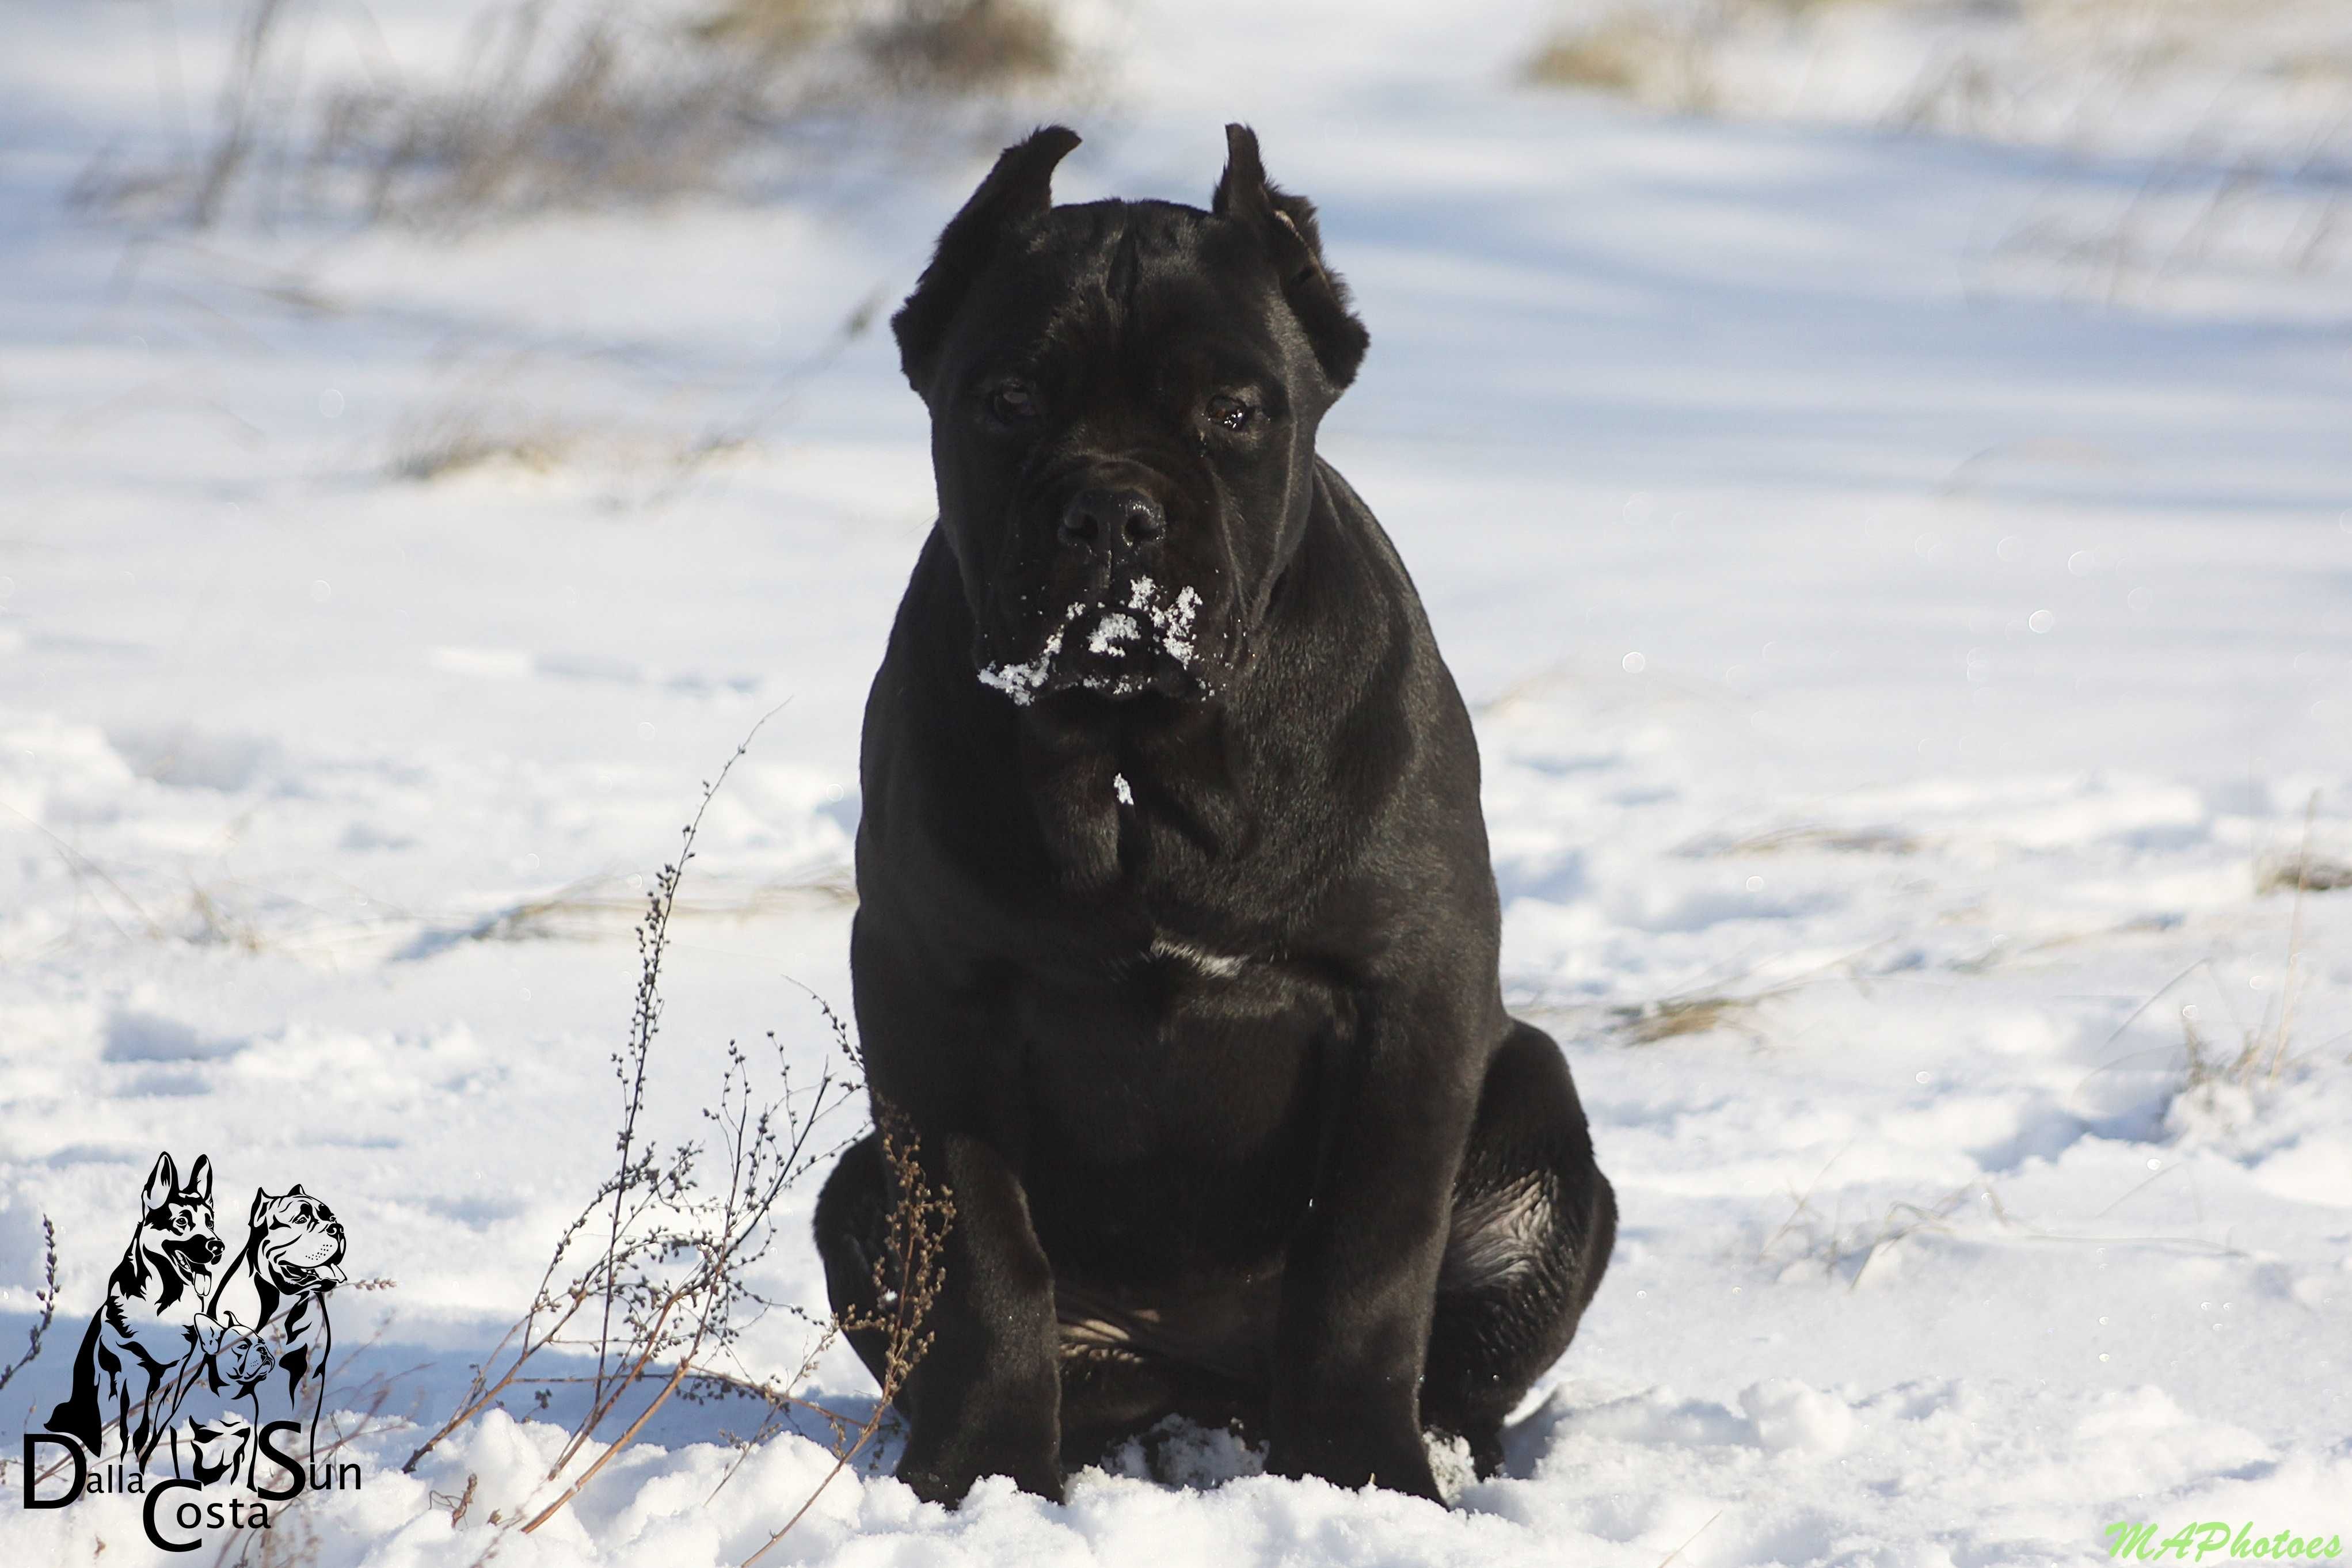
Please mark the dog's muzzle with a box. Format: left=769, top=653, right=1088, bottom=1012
left=169, top=1233, right=224, bottom=1273
left=978, top=574, right=1210, bottom=706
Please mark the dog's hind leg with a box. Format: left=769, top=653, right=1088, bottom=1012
left=813, top=1132, right=897, bottom=1399
left=43, top=1314, right=108, bottom=1456
left=1420, top=1021, right=1616, bottom=1479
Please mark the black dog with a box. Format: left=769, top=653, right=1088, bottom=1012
left=816, top=124, right=1615, bottom=1506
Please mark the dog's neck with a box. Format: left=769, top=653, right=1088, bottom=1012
left=1015, top=692, right=1245, bottom=897
left=212, top=1232, right=288, bottom=1326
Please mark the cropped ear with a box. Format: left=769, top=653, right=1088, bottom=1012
left=143, top=1152, right=178, bottom=1213
left=186, top=1154, right=212, bottom=1202
left=893, top=124, right=1082, bottom=395
left=250, top=1188, right=274, bottom=1224
left=1212, top=123, right=1369, bottom=391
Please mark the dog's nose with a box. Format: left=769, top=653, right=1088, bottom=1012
left=1059, top=488, right=1166, bottom=554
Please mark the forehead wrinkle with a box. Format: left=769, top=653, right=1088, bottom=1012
left=1103, top=210, right=1143, bottom=315
left=996, top=203, right=1279, bottom=406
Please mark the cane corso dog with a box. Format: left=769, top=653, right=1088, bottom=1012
left=209, top=1184, right=346, bottom=1463
left=46, top=1152, right=225, bottom=1461
left=815, top=124, right=1615, bottom=1506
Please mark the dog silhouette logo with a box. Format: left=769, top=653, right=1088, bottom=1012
left=43, top=1152, right=227, bottom=1465
left=21, top=1152, right=357, bottom=1547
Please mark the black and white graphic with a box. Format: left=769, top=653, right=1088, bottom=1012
left=21, top=1152, right=353, bottom=1545
left=43, top=1152, right=227, bottom=1467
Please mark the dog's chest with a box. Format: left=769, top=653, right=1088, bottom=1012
left=1012, top=950, right=1335, bottom=1169
left=1018, top=979, right=1329, bottom=1275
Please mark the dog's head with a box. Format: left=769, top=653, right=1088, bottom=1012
left=244, top=1184, right=347, bottom=1295
left=137, top=1152, right=223, bottom=1289
left=894, top=123, right=1369, bottom=709
left=191, top=1314, right=276, bottom=1390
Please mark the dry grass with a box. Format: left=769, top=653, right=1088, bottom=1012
left=385, top=402, right=763, bottom=484
left=1760, top=1173, right=2007, bottom=1291
left=1590, top=941, right=1883, bottom=1045
left=83, top=0, right=1082, bottom=230
left=1609, top=989, right=1773, bottom=1044
left=858, top=0, right=1065, bottom=90
left=1687, top=823, right=1923, bottom=858
left=180, top=882, right=268, bottom=951
left=1524, top=0, right=2352, bottom=297
left=2255, top=851, right=2352, bottom=896
left=394, top=866, right=853, bottom=961
left=2132, top=801, right=2328, bottom=1101
left=390, top=417, right=574, bottom=482
left=1526, top=13, right=1693, bottom=101
left=1524, top=1, right=1876, bottom=111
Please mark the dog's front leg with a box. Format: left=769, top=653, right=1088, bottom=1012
left=1267, top=987, right=1486, bottom=1500
left=892, top=1130, right=1064, bottom=1506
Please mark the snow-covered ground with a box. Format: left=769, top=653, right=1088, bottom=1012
left=3, top=1, right=2350, bottom=1563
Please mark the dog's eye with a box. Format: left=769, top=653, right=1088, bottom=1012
left=985, top=380, right=1039, bottom=425
left=1207, top=395, right=1255, bottom=433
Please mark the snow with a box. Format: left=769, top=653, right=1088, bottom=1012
left=3, top=0, right=2350, bottom=1563
left=1087, top=614, right=1140, bottom=656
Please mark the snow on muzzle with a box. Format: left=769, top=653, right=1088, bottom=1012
left=977, top=575, right=1210, bottom=706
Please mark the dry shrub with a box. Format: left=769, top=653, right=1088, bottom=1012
left=0, top=1219, right=56, bottom=1399
left=1525, top=10, right=1714, bottom=109
left=1524, top=1, right=1867, bottom=110
left=2255, top=851, right=2352, bottom=896
left=389, top=418, right=573, bottom=482
left=1523, top=1, right=2352, bottom=288
left=858, top=0, right=1065, bottom=90
left=1610, top=990, right=1768, bottom=1044
left=1683, top=824, right=1923, bottom=857
left=85, top=0, right=1081, bottom=230
left=392, top=720, right=949, bottom=1551
left=1761, top=1176, right=2008, bottom=1290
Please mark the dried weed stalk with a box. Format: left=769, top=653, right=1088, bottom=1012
left=83, top=0, right=1080, bottom=230
left=395, top=718, right=944, bottom=1555
left=0, top=1216, right=56, bottom=1400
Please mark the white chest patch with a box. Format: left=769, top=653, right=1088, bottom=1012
left=1148, top=934, right=1246, bottom=979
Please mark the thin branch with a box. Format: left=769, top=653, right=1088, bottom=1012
left=0, top=1217, right=57, bottom=1395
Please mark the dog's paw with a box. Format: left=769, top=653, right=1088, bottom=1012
left=896, top=1407, right=1066, bottom=1509
left=896, top=1451, right=1065, bottom=1508
left=1268, top=1428, right=1443, bottom=1501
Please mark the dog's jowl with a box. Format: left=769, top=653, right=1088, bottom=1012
left=815, top=124, right=1616, bottom=1505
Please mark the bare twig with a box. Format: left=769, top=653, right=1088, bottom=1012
left=743, top=1104, right=949, bottom=1566
left=2265, top=791, right=2319, bottom=1080
left=0, top=1217, right=57, bottom=1396
left=397, top=708, right=922, bottom=1562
